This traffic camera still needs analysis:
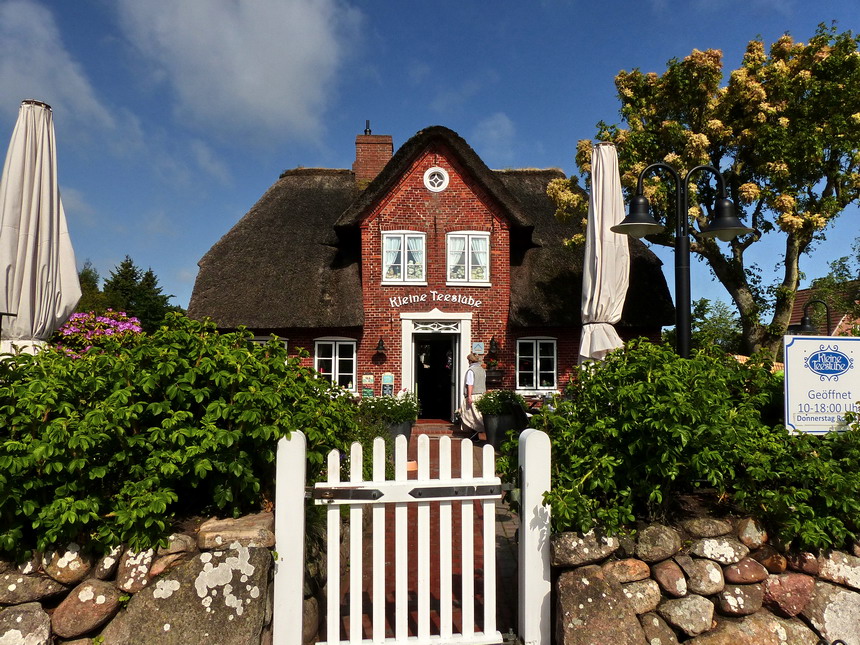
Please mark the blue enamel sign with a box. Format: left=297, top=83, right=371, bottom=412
left=784, top=336, right=859, bottom=434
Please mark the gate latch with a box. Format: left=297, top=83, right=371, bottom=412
left=409, top=484, right=501, bottom=499
left=313, top=487, right=383, bottom=502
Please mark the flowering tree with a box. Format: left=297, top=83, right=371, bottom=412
left=550, top=24, right=860, bottom=358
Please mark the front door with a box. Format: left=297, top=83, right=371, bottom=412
left=414, top=334, right=457, bottom=420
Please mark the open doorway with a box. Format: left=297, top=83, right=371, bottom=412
left=414, top=334, right=457, bottom=420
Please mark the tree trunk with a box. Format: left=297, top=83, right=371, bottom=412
left=692, top=230, right=807, bottom=361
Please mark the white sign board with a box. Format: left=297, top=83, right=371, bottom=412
left=784, top=335, right=859, bottom=434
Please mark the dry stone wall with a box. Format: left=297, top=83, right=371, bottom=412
left=0, top=512, right=303, bottom=645
left=553, top=517, right=860, bottom=644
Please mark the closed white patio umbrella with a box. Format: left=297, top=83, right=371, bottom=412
left=0, top=100, right=81, bottom=354
left=579, top=142, right=630, bottom=363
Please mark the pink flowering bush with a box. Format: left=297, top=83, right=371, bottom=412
left=53, top=310, right=143, bottom=356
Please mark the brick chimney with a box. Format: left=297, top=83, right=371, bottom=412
left=352, top=121, right=393, bottom=184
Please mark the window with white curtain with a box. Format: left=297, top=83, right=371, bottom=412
left=516, top=338, right=557, bottom=390
left=314, top=339, right=357, bottom=391
left=382, top=232, right=425, bottom=283
left=447, top=232, right=490, bottom=284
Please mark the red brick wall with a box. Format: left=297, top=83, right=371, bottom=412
left=353, top=135, right=393, bottom=184
left=354, top=143, right=512, bottom=392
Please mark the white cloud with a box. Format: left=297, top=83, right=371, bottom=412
left=177, top=267, right=198, bottom=284
left=0, top=0, right=114, bottom=130
left=115, top=0, right=363, bottom=145
left=408, top=62, right=432, bottom=85
left=59, top=186, right=99, bottom=228
left=190, top=140, right=231, bottom=184
left=104, top=108, right=148, bottom=160
left=143, top=210, right=177, bottom=238
left=431, top=78, right=486, bottom=115
left=470, top=113, right=516, bottom=167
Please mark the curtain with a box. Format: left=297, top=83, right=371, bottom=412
left=383, top=235, right=402, bottom=280
left=448, top=235, right=466, bottom=279
left=406, top=235, right=424, bottom=280
left=470, top=235, right=488, bottom=281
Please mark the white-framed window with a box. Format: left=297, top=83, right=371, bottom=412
left=516, top=338, right=557, bottom=390
left=447, top=232, right=490, bottom=284
left=314, top=338, right=357, bottom=391
left=382, top=231, right=425, bottom=283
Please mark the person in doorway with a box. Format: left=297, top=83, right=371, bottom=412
left=461, top=353, right=486, bottom=438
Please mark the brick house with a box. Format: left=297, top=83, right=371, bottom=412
left=188, top=126, right=673, bottom=420
left=789, top=284, right=860, bottom=336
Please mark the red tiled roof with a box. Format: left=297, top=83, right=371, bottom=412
left=789, top=286, right=858, bottom=335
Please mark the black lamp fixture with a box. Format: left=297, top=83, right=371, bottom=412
left=375, top=337, right=386, bottom=353
left=489, top=335, right=499, bottom=354
left=611, top=163, right=752, bottom=358
left=798, top=299, right=832, bottom=335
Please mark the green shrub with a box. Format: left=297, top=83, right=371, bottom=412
left=497, top=338, right=860, bottom=551
left=475, top=390, right=525, bottom=416
left=0, top=314, right=364, bottom=558
left=358, top=391, right=420, bottom=425
left=732, top=421, right=860, bottom=550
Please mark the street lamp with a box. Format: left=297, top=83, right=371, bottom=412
left=611, top=163, right=752, bottom=358
left=798, top=299, right=832, bottom=335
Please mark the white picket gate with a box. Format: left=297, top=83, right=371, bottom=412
left=272, top=430, right=551, bottom=645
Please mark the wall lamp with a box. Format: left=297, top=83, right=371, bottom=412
left=489, top=335, right=499, bottom=354
left=375, top=338, right=386, bottom=353
left=611, top=163, right=752, bottom=358
left=798, top=299, right=832, bottom=335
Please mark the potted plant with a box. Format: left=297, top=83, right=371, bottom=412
left=358, top=390, right=420, bottom=442
left=475, top=390, right=526, bottom=450
left=484, top=358, right=503, bottom=389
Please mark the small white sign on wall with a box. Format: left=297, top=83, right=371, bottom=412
left=784, top=335, right=859, bottom=434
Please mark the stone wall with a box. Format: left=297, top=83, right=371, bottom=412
left=553, top=517, right=860, bottom=644
left=10, top=505, right=860, bottom=644
left=0, top=512, right=301, bottom=645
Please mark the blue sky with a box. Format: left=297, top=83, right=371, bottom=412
left=0, top=0, right=857, bottom=311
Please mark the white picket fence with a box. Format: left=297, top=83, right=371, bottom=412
left=272, top=429, right=551, bottom=645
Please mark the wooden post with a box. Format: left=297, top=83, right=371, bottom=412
left=518, top=428, right=552, bottom=645
left=272, top=431, right=307, bottom=645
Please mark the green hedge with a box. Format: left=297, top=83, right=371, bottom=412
left=0, top=314, right=364, bottom=558
left=498, top=339, right=860, bottom=551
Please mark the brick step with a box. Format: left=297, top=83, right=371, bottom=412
left=413, top=420, right=463, bottom=436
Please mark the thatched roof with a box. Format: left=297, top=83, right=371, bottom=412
left=188, top=126, right=674, bottom=330
left=188, top=169, right=364, bottom=328
left=500, top=169, right=673, bottom=327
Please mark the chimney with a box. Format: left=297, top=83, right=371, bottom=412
left=352, top=120, right=393, bottom=184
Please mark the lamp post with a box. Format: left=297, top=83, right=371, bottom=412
left=611, top=163, right=752, bottom=358
left=798, top=298, right=832, bottom=335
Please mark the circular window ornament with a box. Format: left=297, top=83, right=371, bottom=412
left=423, top=166, right=449, bottom=192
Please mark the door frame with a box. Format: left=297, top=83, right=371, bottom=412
left=400, top=309, right=472, bottom=413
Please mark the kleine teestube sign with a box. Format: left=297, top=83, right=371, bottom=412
left=784, top=335, right=859, bottom=433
